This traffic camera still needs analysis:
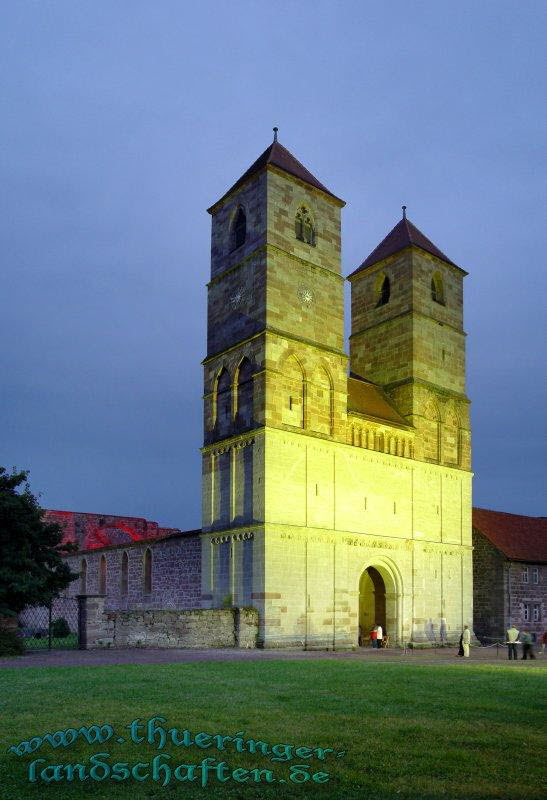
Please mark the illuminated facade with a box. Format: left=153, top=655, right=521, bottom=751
left=200, top=135, right=473, bottom=648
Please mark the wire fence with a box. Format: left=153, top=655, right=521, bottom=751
left=18, top=596, right=81, bottom=651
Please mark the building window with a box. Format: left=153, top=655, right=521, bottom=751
left=80, top=559, right=87, bottom=594
left=523, top=603, right=530, bottom=622
left=236, top=357, right=253, bottom=427
left=376, top=275, right=390, bottom=307
left=522, top=566, right=529, bottom=584
left=120, top=551, right=129, bottom=596
left=532, top=567, right=539, bottom=584
left=431, top=272, right=445, bottom=304
left=295, top=206, right=315, bottom=246
left=143, top=548, right=152, bottom=594
left=99, top=555, right=107, bottom=595
left=232, top=208, right=246, bottom=250
left=533, top=604, right=540, bottom=622
left=215, top=367, right=232, bottom=436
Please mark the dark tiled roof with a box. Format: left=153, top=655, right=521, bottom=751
left=347, top=373, right=409, bottom=427
left=473, top=508, right=547, bottom=563
left=207, top=140, right=343, bottom=211
left=348, top=215, right=460, bottom=277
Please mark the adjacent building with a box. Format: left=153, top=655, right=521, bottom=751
left=473, top=508, right=546, bottom=642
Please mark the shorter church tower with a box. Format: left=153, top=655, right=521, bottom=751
left=348, top=209, right=471, bottom=469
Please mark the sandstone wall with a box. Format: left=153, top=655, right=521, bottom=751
left=81, top=597, right=258, bottom=649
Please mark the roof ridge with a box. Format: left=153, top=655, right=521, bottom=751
left=474, top=506, right=545, bottom=521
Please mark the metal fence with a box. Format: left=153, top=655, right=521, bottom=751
left=18, top=596, right=81, bottom=651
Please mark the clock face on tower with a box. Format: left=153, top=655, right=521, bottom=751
left=230, top=286, right=246, bottom=310
left=297, top=285, right=315, bottom=307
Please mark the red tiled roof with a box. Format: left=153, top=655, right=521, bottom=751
left=347, top=374, right=409, bottom=427
left=207, top=140, right=344, bottom=211
left=348, top=215, right=461, bottom=277
left=473, top=508, right=547, bottom=563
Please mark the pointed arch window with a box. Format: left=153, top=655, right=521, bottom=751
left=99, top=555, right=107, bottom=595
left=431, top=273, right=445, bottom=304
left=232, top=208, right=246, bottom=250
left=143, top=548, right=152, bottom=594
left=295, top=206, right=316, bottom=246
left=376, top=275, right=390, bottom=307
left=120, top=551, right=129, bottom=596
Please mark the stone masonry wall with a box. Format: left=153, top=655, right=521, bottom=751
left=64, top=533, right=202, bottom=611
left=472, top=529, right=505, bottom=639
left=82, top=597, right=258, bottom=649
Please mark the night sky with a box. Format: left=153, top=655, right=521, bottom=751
left=2, top=2, right=545, bottom=527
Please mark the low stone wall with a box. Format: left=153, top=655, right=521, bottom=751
left=80, top=596, right=258, bottom=649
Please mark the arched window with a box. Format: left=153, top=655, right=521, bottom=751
left=120, top=551, right=129, bottom=596
left=431, top=273, right=445, bottom=304
left=80, top=559, right=87, bottom=594
left=143, top=548, right=152, bottom=594
left=232, top=208, right=246, bottom=250
left=99, top=555, right=107, bottom=595
left=281, top=353, right=305, bottom=428
left=215, top=367, right=232, bottom=436
left=295, top=206, right=315, bottom=246
left=236, top=357, right=253, bottom=428
left=376, top=275, right=390, bottom=307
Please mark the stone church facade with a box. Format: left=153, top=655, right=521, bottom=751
left=54, top=135, right=474, bottom=649
left=199, top=135, right=472, bottom=648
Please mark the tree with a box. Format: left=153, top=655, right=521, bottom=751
left=0, top=468, right=78, bottom=617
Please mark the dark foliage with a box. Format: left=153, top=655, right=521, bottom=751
left=0, top=468, right=78, bottom=616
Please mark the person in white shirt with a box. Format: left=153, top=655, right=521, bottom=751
left=506, top=625, right=519, bottom=660
left=376, top=624, right=383, bottom=648
left=462, top=625, right=471, bottom=657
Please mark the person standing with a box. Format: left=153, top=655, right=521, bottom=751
left=457, top=631, right=464, bottom=657
left=462, top=625, right=471, bottom=658
left=506, top=624, right=520, bottom=660
left=376, top=623, right=383, bottom=648
left=521, top=630, right=536, bottom=660
left=541, top=630, right=547, bottom=655
left=370, top=625, right=378, bottom=648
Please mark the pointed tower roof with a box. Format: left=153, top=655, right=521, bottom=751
left=348, top=209, right=464, bottom=277
left=207, top=134, right=344, bottom=212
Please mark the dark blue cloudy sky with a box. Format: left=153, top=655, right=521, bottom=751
left=1, top=2, right=545, bottom=527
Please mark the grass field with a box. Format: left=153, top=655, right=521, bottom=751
left=0, top=660, right=545, bottom=800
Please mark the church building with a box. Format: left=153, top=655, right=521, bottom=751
left=50, top=134, right=474, bottom=650
left=199, top=132, right=472, bottom=648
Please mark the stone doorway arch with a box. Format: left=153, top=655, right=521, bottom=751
left=358, top=559, right=402, bottom=646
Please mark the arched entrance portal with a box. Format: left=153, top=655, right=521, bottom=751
left=359, top=567, right=386, bottom=645
left=358, top=561, right=401, bottom=646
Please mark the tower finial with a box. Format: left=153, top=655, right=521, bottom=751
left=273, top=126, right=278, bottom=142
left=402, top=205, right=407, bottom=219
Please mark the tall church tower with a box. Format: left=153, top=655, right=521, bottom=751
left=348, top=210, right=471, bottom=469
left=201, top=132, right=347, bottom=634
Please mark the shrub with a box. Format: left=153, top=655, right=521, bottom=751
left=51, top=617, right=70, bottom=638
left=0, top=627, right=25, bottom=656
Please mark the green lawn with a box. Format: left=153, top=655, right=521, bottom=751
left=0, top=661, right=545, bottom=800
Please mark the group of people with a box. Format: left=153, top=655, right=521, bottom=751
left=457, top=625, right=546, bottom=659
left=368, top=623, right=385, bottom=648
left=506, top=626, right=546, bottom=660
